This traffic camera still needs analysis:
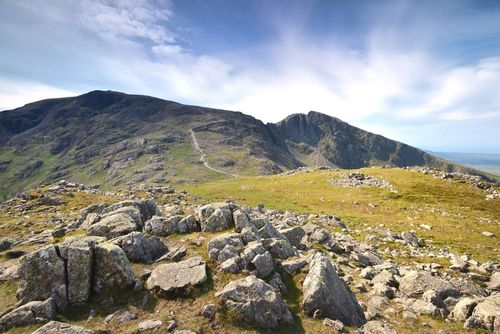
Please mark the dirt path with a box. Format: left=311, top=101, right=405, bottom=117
left=189, top=129, right=238, bottom=178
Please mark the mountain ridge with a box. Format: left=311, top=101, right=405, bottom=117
left=0, top=90, right=494, bottom=199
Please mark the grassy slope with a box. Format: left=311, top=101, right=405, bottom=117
left=186, top=167, right=500, bottom=262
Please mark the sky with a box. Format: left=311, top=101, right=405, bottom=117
left=0, top=0, right=500, bottom=153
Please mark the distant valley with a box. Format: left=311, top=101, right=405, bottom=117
left=432, top=152, right=500, bottom=177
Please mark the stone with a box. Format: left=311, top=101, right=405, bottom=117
left=279, top=227, right=306, bottom=248
left=207, top=234, right=243, bottom=262
left=450, top=297, right=478, bottom=321
left=31, top=321, right=95, bottom=334
left=302, top=252, right=365, bottom=326
left=16, top=246, right=67, bottom=309
left=310, top=228, right=330, bottom=243
left=482, top=231, right=495, bottom=238
left=144, top=215, right=199, bottom=237
left=93, top=243, right=139, bottom=293
left=399, top=271, right=460, bottom=300
left=137, top=319, right=163, bottom=332
left=112, top=232, right=167, bottom=263
left=487, top=271, right=500, bottom=291
left=0, top=298, right=56, bottom=332
left=146, top=256, right=207, bottom=296
left=251, top=251, right=274, bottom=278
left=104, top=309, right=137, bottom=324
left=215, top=275, right=293, bottom=329
left=87, top=211, right=139, bottom=239
left=406, top=299, right=441, bottom=316
left=323, top=318, right=344, bottom=331
left=0, top=237, right=16, bottom=251
left=281, top=257, right=307, bottom=274
left=467, top=294, right=500, bottom=331
left=201, top=303, right=217, bottom=320
left=267, top=272, right=288, bottom=295
left=199, top=203, right=234, bottom=232
left=233, top=210, right=252, bottom=231
left=371, top=270, right=398, bottom=288
left=401, top=231, right=420, bottom=247
left=360, top=320, right=397, bottom=334
left=262, top=238, right=297, bottom=259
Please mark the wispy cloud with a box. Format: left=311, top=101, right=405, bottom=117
left=0, top=0, right=499, bottom=152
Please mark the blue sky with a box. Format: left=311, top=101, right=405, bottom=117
left=1, top=0, right=499, bottom=153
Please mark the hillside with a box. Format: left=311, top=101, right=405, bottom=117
left=0, top=167, right=498, bottom=333
left=0, top=90, right=485, bottom=200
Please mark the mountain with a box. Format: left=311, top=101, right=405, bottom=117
left=0, top=90, right=488, bottom=199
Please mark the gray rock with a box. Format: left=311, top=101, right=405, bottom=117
left=233, top=210, right=252, bottom=231
left=310, top=228, right=330, bottom=243
left=406, top=299, right=441, bottom=316
left=87, top=211, right=139, bottom=239
left=262, top=238, right=297, bottom=259
left=281, top=257, right=307, bottom=275
left=267, top=272, right=288, bottom=295
left=144, top=215, right=176, bottom=237
left=201, top=303, right=216, bottom=320
left=93, top=243, right=139, bottom=293
left=146, top=256, right=207, bottom=295
left=16, top=246, right=67, bottom=309
left=467, top=294, right=500, bottom=331
left=450, top=297, right=478, bottom=321
left=103, top=199, right=160, bottom=225
left=487, top=271, right=500, bottom=291
left=251, top=251, right=274, bottom=278
left=215, top=275, right=293, bottom=329
left=112, top=232, right=167, bottom=263
left=279, top=227, right=305, bottom=248
left=399, top=271, right=460, bottom=300
left=449, top=277, right=488, bottom=297
left=302, top=252, right=365, bottom=326
left=360, top=320, right=397, bottom=334
left=137, top=319, right=163, bottom=332
left=323, top=318, right=344, bottom=331
left=0, top=237, right=16, bottom=251
left=401, top=231, right=421, bottom=247
left=199, top=203, right=234, bottom=232
left=207, top=234, right=243, bottom=262
left=0, top=298, right=55, bottom=331
left=371, top=270, right=398, bottom=288
left=103, top=309, right=137, bottom=324
left=31, top=321, right=95, bottom=334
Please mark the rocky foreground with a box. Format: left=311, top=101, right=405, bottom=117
left=0, top=181, right=498, bottom=333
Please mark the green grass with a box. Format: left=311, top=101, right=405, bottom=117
left=186, top=167, right=500, bottom=262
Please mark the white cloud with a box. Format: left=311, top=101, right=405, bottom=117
left=0, top=78, right=77, bottom=111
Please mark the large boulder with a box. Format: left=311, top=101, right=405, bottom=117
left=102, top=199, right=160, bottom=225
left=262, top=238, right=297, bottom=259
left=215, top=275, right=293, bottom=329
left=207, top=234, right=244, bottom=262
left=302, top=252, right=365, bottom=326
left=399, top=271, right=460, bottom=300
left=87, top=210, right=140, bottom=239
left=198, top=203, right=235, bottom=232
left=146, top=256, right=207, bottom=296
left=449, top=297, right=478, bottom=321
left=93, top=243, right=138, bottom=293
left=465, top=295, right=500, bottom=332
left=16, top=246, right=67, bottom=309
left=144, top=215, right=199, bottom=237
left=279, top=226, right=305, bottom=248
left=112, top=232, right=167, bottom=263
left=31, top=321, right=95, bottom=334
left=0, top=298, right=55, bottom=332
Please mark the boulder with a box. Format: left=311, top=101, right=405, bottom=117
left=360, top=320, right=397, bottom=334
left=207, top=234, right=243, bottom=262
left=31, top=321, right=95, bottom=334
left=399, top=271, right=460, bottom=300
left=87, top=211, right=139, bottom=239
left=251, top=251, right=274, bottom=278
left=146, top=256, right=207, bottom=296
left=233, top=210, right=252, bottom=231
left=262, top=238, right=297, bottom=259
left=281, top=257, right=307, bottom=275
left=198, top=203, right=234, bottom=232
left=302, top=252, right=365, bottom=326
left=487, top=271, right=500, bottom=291
left=0, top=298, right=55, bottom=331
left=0, top=237, right=16, bottom=251
left=137, top=319, right=163, bottom=332
left=16, top=245, right=67, bottom=309
left=144, top=215, right=199, bottom=237
left=112, top=232, right=167, bottom=263
left=371, top=270, right=398, bottom=288
left=450, top=297, right=478, bottom=321
left=215, top=275, right=293, bottom=329
left=466, top=294, right=500, bottom=331
left=279, top=227, right=305, bottom=248
left=102, top=199, right=160, bottom=224
left=93, top=243, right=138, bottom=293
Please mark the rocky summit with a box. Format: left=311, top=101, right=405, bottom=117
left=0, top=92, right=498, bottom=334
left=0, top=169, right=498, bottom=334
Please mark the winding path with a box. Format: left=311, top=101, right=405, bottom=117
left=189, top=129, right=238, bottom=178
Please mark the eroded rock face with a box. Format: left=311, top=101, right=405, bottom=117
left=31, top=321, right=95, bottom=334
left=215, top=275, right=293, bottom=329
left=0, top=298, right=55, bottom=332
left=112, top=232, right=167, bottom=263
left=16, top=237, right=138, bottom=310
left=146, top=256, right=207, bottom=296
left=302, top=252, right=365, bottom=327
